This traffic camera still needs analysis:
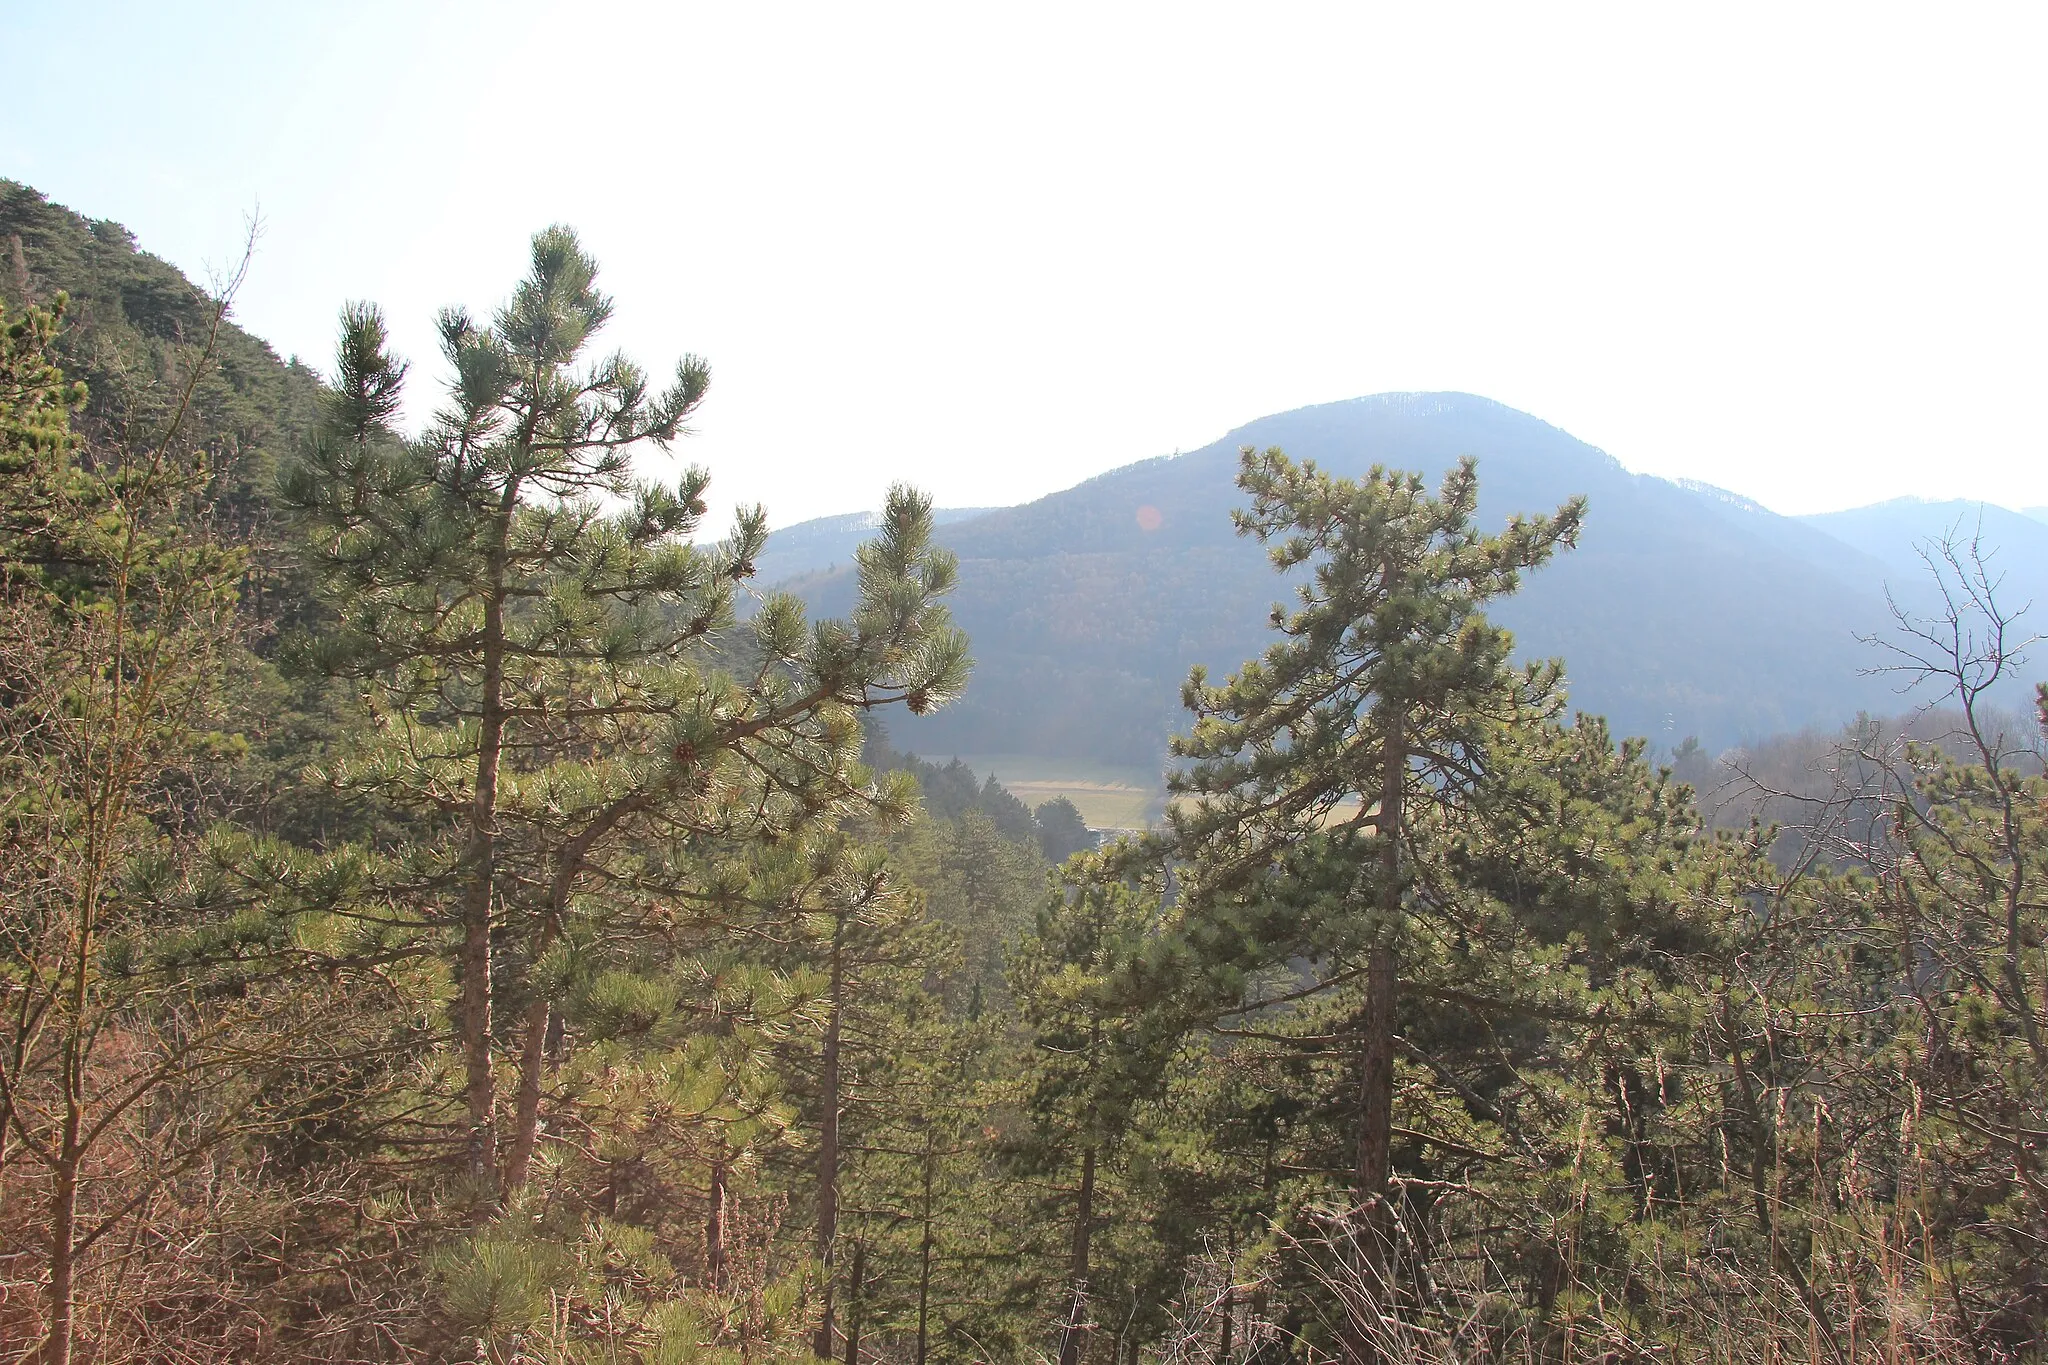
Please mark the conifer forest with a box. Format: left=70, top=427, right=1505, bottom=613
left=2, top=186, right=2046, bottom=1365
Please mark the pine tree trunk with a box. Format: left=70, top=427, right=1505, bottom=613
left=505, top=794, right=646, bottom=1193
left=502, top=996, right=549, bottom=1191
left=1249, top=1135, right=1274, bottom=1334
left=1348, top=712, right=1405, bottom=1362
left=1355, top=714, right=1404, bottom=1221
left=459, top=581, right=507, bottom=1195
left=813, top=918, right=845, bottom=1359
left=916, top=1136, right=935, bottom=1365
left=1212, top=1227, right=1228, bottom=1365
left=842, top=1238, right=865, bottom=1365
left=1355, top=946, right=1398, bottom=1229
left=1059, top=1143, right=1098, bottom=1365
left=706, top=1155, right=728, bottom=1291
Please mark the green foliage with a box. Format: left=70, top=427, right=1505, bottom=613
left=792, top=394, right=1913, bottom=767
left=0, top=288, right=85, bottom=471
left=1034, top=796, right=1094, bottom=864
left=1167, top=448, right=1582, bottom=880
left=7, top=181, right=2048, bottom=1365
left=2, top=180, right=321, bottom=522
left=0, top=236, right=386, bottom=1365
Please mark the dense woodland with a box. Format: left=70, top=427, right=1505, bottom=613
left=2, top=185, right=2046, bottom=1365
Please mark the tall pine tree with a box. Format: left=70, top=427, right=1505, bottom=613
left=281, top=227, right=969, bottom=1213
left=1162, top=449, right=1581, bottom=1339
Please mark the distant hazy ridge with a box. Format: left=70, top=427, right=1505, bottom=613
left=774, top=394, right=2048, bottom=765
left=10, top=172, right=2028, bottom=773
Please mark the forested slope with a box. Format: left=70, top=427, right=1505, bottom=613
left=786, top=394, right=1926, bottom=765
left=4, top=180, right=2046, bottom=1365
left=1, top=179, right=321, bottom=514
left=1800, top=495, right=2048, bottom=604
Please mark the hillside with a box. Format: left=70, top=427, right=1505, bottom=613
left=777, top=394, right=2029, bottom=767
left=6, top=158, right=2041, bottom=1361
left=1, top=180, right=322, bottom=518
left=7, top=181, right=2025, bottom=775
left=1799, top=498, right=2048, bottom=615
left=751, top=505, right=997, bottom=586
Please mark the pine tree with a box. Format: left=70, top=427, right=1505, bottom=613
left=1010, top=866, right=1185, bottom=1365
left=0, top=290, right=86, bottom=543
left=280, top=225, right=969, bottom=1221
left=1162, top=449, right=1581, bottom=1337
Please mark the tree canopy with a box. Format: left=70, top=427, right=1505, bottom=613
left=2, top=188, right=2044, bottom=1365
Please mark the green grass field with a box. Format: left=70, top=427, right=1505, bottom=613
left=954, top=753, right=1164, bottom=830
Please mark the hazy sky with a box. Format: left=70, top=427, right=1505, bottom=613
left=6, top=3, right=2044, bottom=530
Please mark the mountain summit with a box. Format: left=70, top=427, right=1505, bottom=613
left=780, top=393, right=2032, bottom=765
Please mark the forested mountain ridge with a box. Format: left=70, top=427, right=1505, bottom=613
left=1, top=179, right=321, bottom=514
left=1798, top=495, right=2048, bottom=606
left=751, top=505, right=998, bottom=587
left=6, top=181, right=2047, bottom=1365
left=779, top=394, right=2011, bottom=765
left=14, top=171, right=2015, bottom=773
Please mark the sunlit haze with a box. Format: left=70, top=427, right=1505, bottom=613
left=6, top=2, right=2044, bottom=530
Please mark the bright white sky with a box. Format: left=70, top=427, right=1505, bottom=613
left=5, top=2, right=2045, bottom=529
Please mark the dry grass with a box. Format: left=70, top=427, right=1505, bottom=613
left=1137, top=1192, right=1996, bottom=1365
left=956, top=754, right=1164, bottom=829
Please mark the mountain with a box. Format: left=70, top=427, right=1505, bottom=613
left=1800, top=499, right=2048, bottom=619
left=750, top=506, right=998, bottom=587
left=1, top=180, right=321, bottom=517
left=775, top=394, right=2038, bottom=767
left=10, top=180, right=2019, bottom=773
